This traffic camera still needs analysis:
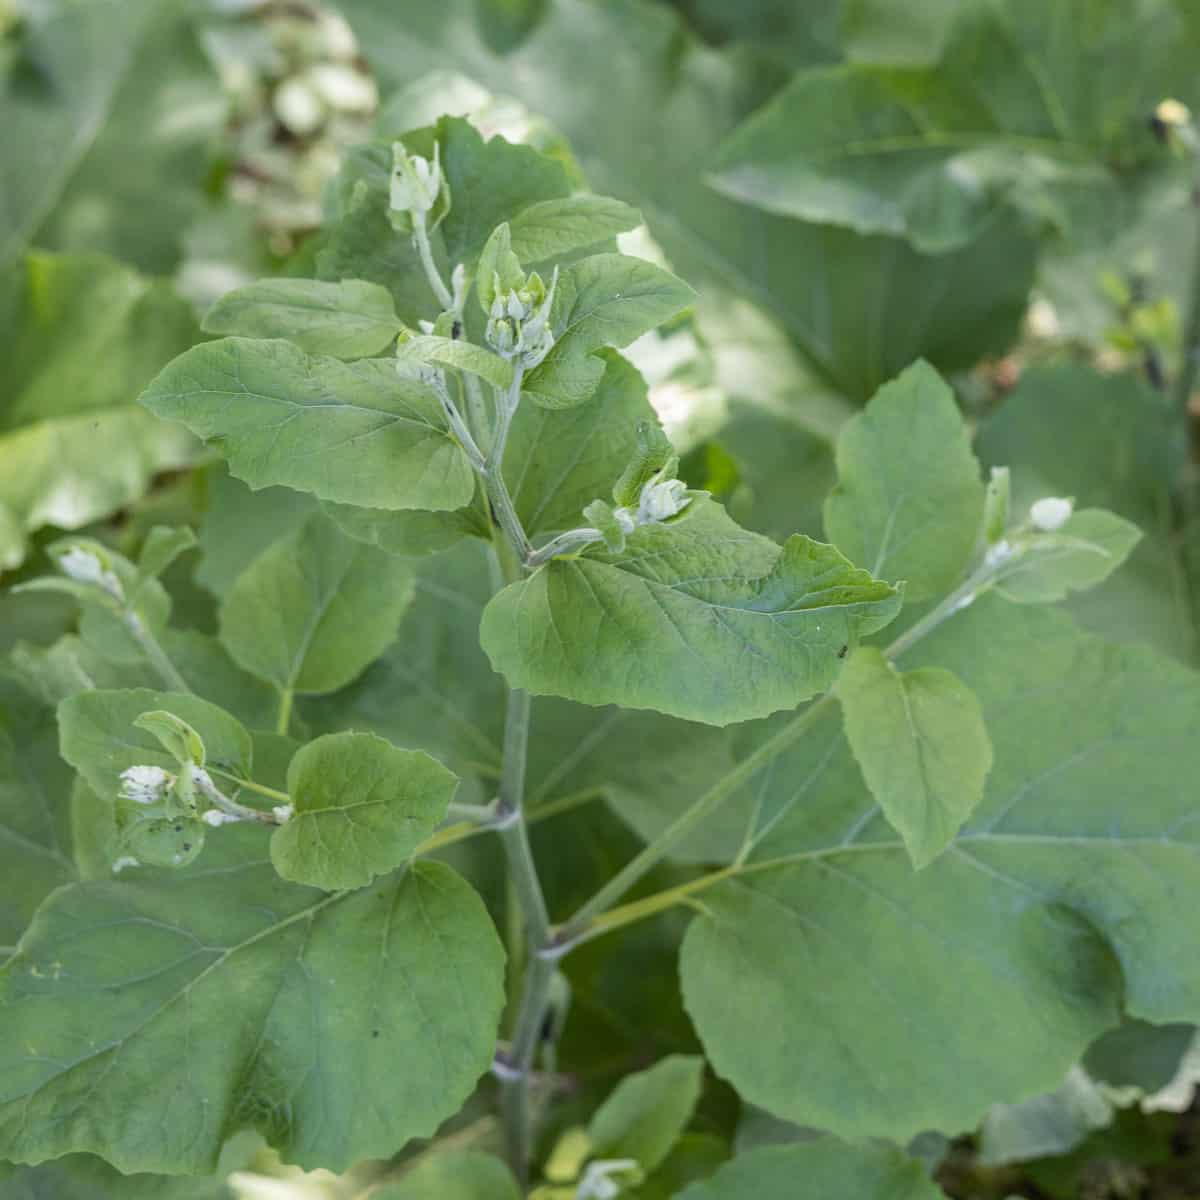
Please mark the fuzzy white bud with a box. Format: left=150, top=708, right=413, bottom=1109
left=201, top=809, right=239, bottom=828
left=637, top=477, right=691, bottom=524
left=1030, top=496, right=1074, bottom=532
left=390, top=142, right=442, bottom=219
left=273, top=804, right=294, bottom=824
left=58, top=545, right=123, bottom=600
left=119, top=764, right=173, bottom=806
left=576, top=1159, right=640, bottom=1200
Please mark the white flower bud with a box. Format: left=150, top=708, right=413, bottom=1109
left=450, top=263, right=467, bottom=312
left=112, top=855, right=141, bottom=874
left=613, top=507, right=637, bottom=535
left=274, top=77, right=325, bottom=137
left=390, top=142, right=442, bottom=219
left=577, top=1159, right=640, bottom=1200
left=273, top=804, right=294, bottom=824
left=201, top=809, right=239, bottom=828
left=984, top=538, right=1015, bottom=568
left=57, top=545, right=123, bottom=600
left=1030, top=496, right=1074, bottom=532
left=119, top=765, right=173, bottom=806
left=307, top=63, right=377, bottom=114
left=637, top=477, right=690, bottom=524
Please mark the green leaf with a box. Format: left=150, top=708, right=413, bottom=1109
left=824, top=361, right=984, bottom=602
left=139, top=337, right=475, bottom=512
left=133, top=710, right=206, bottom=767
left=270, top=732, right=457, bottom=890
left=136, top=526, right=197, bottom=583
left=335, top=0, right=1037, bottom=400
left=371, top=1150, right=521, bottom=1199
left=480, top=499, right=901, bottom=725
left=840, top=0, right=957, bottom=66
left=397, top=334, right=514, bottom=390
left=202, top=280, right=403, bottom=359
left=680, top=596, right=1200, bottom=1141
left=1084, top=1020, right=1196, bottom=1093
left=219, top=512, right=415, bottom=696
left=523, top=254, right=695, bottom=409
left=839, top=647, right=993, bottom=869
left=0, top=674, right=76, bottom=946
left=0, top=855, right=504, bottom=1173
left=588, top=1054, right=704, bottom=1172
left=993, top=510, right=1143, bottom=603
left=324, top=496, right=488, bottom=559
left=708, top=1, right=1191, bottom=251
left=675, top=1139, right=942, bottom=1200
left=58, top=688, right=252, bottom=803
left=0, top=1151, right=235, bottom=1199
left=507, top=195, right=642, bottom=263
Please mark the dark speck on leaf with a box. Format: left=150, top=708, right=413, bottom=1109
left=182, top=843, right=192, bottom=852
left=838, top=644, right=848, bottom=659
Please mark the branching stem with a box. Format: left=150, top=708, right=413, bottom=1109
left=125, top=613, right=190, bottom=693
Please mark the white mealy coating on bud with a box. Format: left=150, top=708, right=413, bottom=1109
left=637, top=477, right=690, bottom=524
left=576, top=1159, right=640, bottom=1200
left=1030, top=496, right=1074, bottom=532
left=984, top=537, right=1016, bottom=568
left=390, top=141, right=442, bottom=219
left=273, top=804, right=294, bottom=824
left=201, top=809, right=239, bottom=827
left=58, top=545, right=123, bottom=600
left=111, top=855, right=140, bottom=874
left=119, top=764, right=173, bottom=805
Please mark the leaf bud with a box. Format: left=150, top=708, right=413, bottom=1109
left=119, top=764, right=174, bottom=806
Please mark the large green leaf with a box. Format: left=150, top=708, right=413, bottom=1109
left=675, top=1140, right=941, bottom=1200
left=679, top=597, right=1200, bottom=1141
left=219, top=512, right=415, bottom=696
left=0, top=848, right=504, bottom=1173
left=975, top=366, right=1191, bottom=660
left=270, top=731, right=457, bottom=890
left=824, top=360, right=984, bottom=602
left=481, top=499, right=900, bottom=725
left=709, top=0, right=1192, bottom=252
left=334, top=0, right=1037, bottom=401
left=202, top=279, right=403, bottom=359
left=0, top=674, right=75, bottom=947
left=0, top=0, right=219, bottom=273
left=838, top=647, right=992, bottom=869
left=0, top=253, right=199, bottom=568
left=0, top=1153, right=233, bottom=1198
left=373, top=1150, right=521, bottom=1200
left=507, top=195, right=641, bottom=263
left=139, top=337, right=475, bottom=512
left=523, top=254, right=695, bottom=409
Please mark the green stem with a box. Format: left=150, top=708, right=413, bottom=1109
left=125, top=613, right=190, bottom=693
left=1173, top=188, right=1200, bottom=435
left=276, top=687, right=294, bottom=737
left=525, top=526, right=604, bottom=569
left=192, top=769, right=280, bottom=825
left=483, top=368, right=533, bottom=562
left=207, top=767, right=291, bottom=805
left=413, top=213, right=453, bottom=311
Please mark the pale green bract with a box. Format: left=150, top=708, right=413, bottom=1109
left=480, top=499, right=901, bottom=725
left=218, top=513, right=415, bottom=696
left=202, top=279, right=403, bottom=359
left=270, top=732, right=457, bottom=890
left=0, top=849, right=504, bottom=1174
left=522, top=254, right=695, bottom=409
left=838, top=647, right=993, bottom=868
left=397, top=335, right=515, bottom=390
left=138, top=338, right=476, bottom=512
left=824, top=360, right=984, bottom=602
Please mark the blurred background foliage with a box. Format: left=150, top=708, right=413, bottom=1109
left=4, top=0, right=1200, bottom=1196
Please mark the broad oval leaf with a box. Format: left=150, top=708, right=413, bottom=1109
left=824, top=360, right=984, bottom=602
left=681, top=597, right=1200, bottom=1140
left=838, top=647, right=992, bottom=869
left=202, top=279, right=403, bottom=359
left=507, top=195, right=642, bottom=263
left=480, top=499, right=901, bottom=725
left=139, top=338, right=475, bottom=512
left=59, top=688, right=252, bottom=803
left=676, top=1140, right=942, bottom=1200
left=270, top=732, right=458, bottom=890
left=219, top=512, right=415, bottom=696
left=523, top=254, right=695, bottom=409
left=0, top=852, right=504, bottom=1173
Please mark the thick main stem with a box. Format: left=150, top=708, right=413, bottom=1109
left=484, top=368, right=534, bottom=561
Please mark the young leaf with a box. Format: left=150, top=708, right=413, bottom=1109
left=397, top=335, right=514, bottom=391
left=480, top=499, right=901, bottom=726
left=838, top=647, right=993, bottom=869
left=993, top=510, right=1142, bottom=603
left=135, top=526, right=196, bottom=583
left=139, top=338, right=476, bottom=512
left=0, top=857, right=504, bottom=1174
left=270, top=732, right=457, bottom=890
left=219, top=513, right=415, bottom=696
left=523, top=254, right=695, bottom=409
left=507, top=195, right=642, bottom=263
left=58, top=689, right=253, bottom=802
left=824, top=360, right=984, bottom=601
left=681, top=597, right=1200, bottom=1142
left=675, top=1139, right=942, bottom=1200
left=202, top=279, right=403, bottom=359
left=371, top=1150, right=522, bottom=1199
left=587, top=1054, right=704, bottom=1173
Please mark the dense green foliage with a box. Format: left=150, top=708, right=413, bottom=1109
left=3, top=2, right=1200, bottom=1198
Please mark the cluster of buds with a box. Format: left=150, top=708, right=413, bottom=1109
left=55, top=543, right=124, bottom=602
left=119, top=765, right=174, bottom=806
left=485, top=268, right=558, bottom=369
left=390, top=140, right=445, bottom=225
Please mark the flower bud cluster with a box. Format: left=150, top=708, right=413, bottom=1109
left=390, top=141, right=443, bottom=222
left=485, top=269, right=558, bottom=369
